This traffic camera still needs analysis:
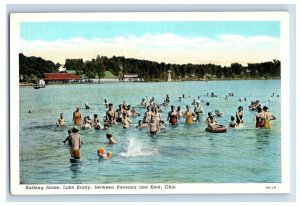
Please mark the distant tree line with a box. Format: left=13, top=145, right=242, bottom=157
left=19, top=53, right=59, bottom=83
left=19, top=53, right=281, bottom=83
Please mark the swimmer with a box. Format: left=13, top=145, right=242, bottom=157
left=106, top=133, right=117, bottom=144
left=236, top=106, right=244, bottom=125
left=162, top=99, right=168, bottom=107
left=97, top=147, right=112, bottom=159
left=122, top=113, right=132, bottom=129
left=148, top=116, right=160, bottom=135
left=167, top=105, right=179, bottom=125
left=28, top=109, right=32, bottom=113
left=140, top=98, right=147, bottom=107
left=136, top=120, right=148, bottom=128
left=177, top=106, right=184, bottom=118
left=97, top=147, right=105, bottom=158
left=207, top=116, right=217, bottom=129
left=70, top=126, right=82, bottom=159
left=93, top=114, right=102, bottom=130
left=205, top=112, right=216, bottom=124
left=85, top=102, right=91, bottom=109
left=116, top=104, right=125, bottom=122
left=82, top=116, right=92, bottom=129
left=73, top=106, right=82, bottom=126
left=56, top=113, right=65, bottom=127
left=126, top=105, right=133, bottom=117
left=63, top=128, right=72, bottom=146
left=105, top=103, right=116, bottom=124
left=262, top=106, right=276, bottom=129
left=103, top=99, right=108, bottom=108
left=214, top=110, right=223, bottom=117
left=143, top=106, right=152, bottom=124
left=165, top=94, right=170, bottom=103
left=229, top=116, right=238, bottom=128
left=131, top=107, right=141, bottom=117
left=254, top=107, right=264, bottom=128
left=102, top=123, right=110, bottom=130
left=194, top=102, right=204, bottom=121
left=184, top=105, right=196, bottom=124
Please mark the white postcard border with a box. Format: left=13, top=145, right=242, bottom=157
left=10, top=11, right=290, bottom=195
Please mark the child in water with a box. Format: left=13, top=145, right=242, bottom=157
left=229, top=116, right=238, bottom=128
left=62, top=128, right=72, bottom=146
left=97, top=147, right=112, bottom=159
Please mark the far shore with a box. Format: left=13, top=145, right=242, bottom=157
left=19, top=77, right=280, bottom=86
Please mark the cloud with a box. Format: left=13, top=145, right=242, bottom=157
left=20, top=33, right=280, bottom=66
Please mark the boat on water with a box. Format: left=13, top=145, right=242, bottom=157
left=33, top=79, right=46, bottom=89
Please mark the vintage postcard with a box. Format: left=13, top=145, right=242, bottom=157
left=10, top=12, right=290, bottom=195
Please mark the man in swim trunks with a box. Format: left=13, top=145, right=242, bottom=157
left=73, top=106, right=82, bottom=126
left=122, top=113, right=132, bottom=129
left=70, top=126, right=82, bottom=159
left=167, top=105, right=179, bottom=125
left=105, top=103, right=116, bottom=124
left=56, top=113, right=65, bottom=127
left=116, top=104, right=125, bottom=122
left=148, top=116, right=160, bottom=135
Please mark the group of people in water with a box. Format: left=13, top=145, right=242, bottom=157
left=55, top=92, right=276, bottom=160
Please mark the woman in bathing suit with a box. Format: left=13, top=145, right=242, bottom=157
left=167, top=105, right=178, bottom=125
left=73, top=106, right=82, bottom=126
left=184, top=105, right=196, bottom=124
left=236, top=106, right=244, bottom=125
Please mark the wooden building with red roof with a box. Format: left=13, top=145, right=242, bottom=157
left=44, top=73, right=81, bottom=84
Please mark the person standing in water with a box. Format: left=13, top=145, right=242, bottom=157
left=140, top=98, right=147, bottom=107
left=63, top=128, right=72, bottom=146
left=56, top=113, right=65, bottom=127
left=177, top=106, right=184, bottom=119
left=70, top=126, right=82, bottom=159
left=194, top=102, right=204, bottom=121
left=254, top=107, right=265, bottom=128
left=105, top=103, right=116, bottom=124
left=263, top=106, right=276, bottom=129
left=167, top=105, right=179, bottom=125
left=122, top=113, right=132, bottom=129
left=73, top=106, right=82, bottom=126
left=184, top=105, right=196, bottom=124
left=236, top=106, right=244, bottom=125
left=148, top=116, right=160, bottom=135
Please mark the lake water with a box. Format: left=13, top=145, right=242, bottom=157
left=19, top=80, right=281, bottom=184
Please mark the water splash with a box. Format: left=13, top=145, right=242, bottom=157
left=120, top=137, right=158, bottom=157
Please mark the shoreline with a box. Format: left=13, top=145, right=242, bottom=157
left=19, top=78, right=280, bottom=86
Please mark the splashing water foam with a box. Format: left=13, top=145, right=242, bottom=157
left=120, top=137, right=158, bottom=157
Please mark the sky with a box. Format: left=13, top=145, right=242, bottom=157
left=20, top=21, right=280, bottom=66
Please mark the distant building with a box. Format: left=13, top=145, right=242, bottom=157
left=120, top=74, right=143, bottom=82
left=44, top=73, right=81, bottom=84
